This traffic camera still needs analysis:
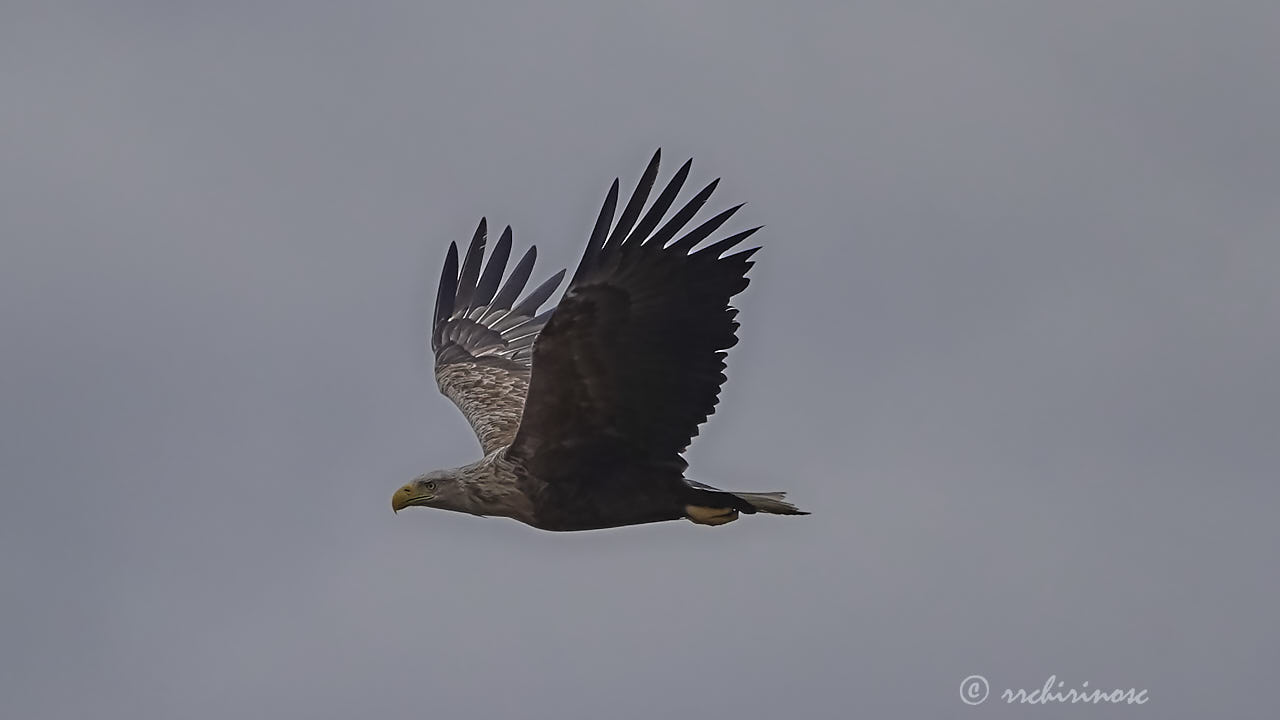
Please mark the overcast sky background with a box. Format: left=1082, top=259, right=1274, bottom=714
left=2, top=2, right=1277, bottom=718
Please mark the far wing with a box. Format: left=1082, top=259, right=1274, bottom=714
left=510, top=150, right=759, bottom=476
left=432, top=220, right=565, bottom=453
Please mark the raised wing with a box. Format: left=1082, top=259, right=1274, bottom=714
left=510, top=150, right=759, bottom=476
left=432, top=219, right=565, bottom=453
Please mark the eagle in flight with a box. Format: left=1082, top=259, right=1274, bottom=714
left=392, top=151, right=807, bottom=530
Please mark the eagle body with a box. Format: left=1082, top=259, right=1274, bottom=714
left=392, top=151, right=807, bottom=530
left=438, top=450, right=689, bottom=531
left=425, top=449, right=769, bottom=531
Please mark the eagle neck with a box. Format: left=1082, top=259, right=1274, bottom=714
left=451, top=449, right=534, bottom=523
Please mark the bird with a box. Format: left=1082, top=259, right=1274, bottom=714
left=392, top=150, right=808, bottom=530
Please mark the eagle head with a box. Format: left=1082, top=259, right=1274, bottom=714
left=391, top=471, right=452, bottom=513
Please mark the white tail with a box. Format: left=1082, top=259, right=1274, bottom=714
left=733, top=491, right=808, bottom=515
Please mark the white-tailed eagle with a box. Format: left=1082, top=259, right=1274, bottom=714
left=392, top=151, right=807, bottom=530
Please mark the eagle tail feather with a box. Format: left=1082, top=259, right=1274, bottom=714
left=731, top=491, right=809, bottom=516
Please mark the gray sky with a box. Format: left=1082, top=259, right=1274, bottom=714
left=2, top=2, right=1277, bottom=718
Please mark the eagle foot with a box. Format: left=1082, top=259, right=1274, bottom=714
left=684, top=505, right=740, bottom=526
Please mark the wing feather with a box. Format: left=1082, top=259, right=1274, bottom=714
left=452, top=220, right=487, bottom=314
left=628, top=157, right=692, bottom=246
left=432, top=242, right=459, bottom=348
left=569, top=179, right=619, bottom=285
left=508, top=269, right=566, bottom=319
left=646, top=178, right=719, bottom=249
left=470, top=226, right=512, bottom=313
left=603, top=150, right=660, bottom=252
left=488, top=245, right=537, bottom=312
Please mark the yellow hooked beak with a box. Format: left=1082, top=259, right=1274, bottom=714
left=391, top=484, right=429, bottom=513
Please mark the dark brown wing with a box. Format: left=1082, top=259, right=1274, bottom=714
left=432, top=219, right=565, bottom=453
left=509, top=150, right=760, bottom=476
